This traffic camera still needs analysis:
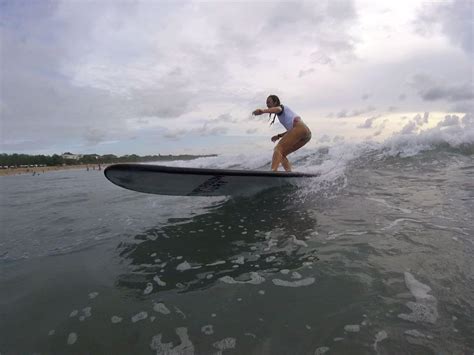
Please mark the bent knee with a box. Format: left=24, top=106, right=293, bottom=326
left=273, top=145, right=286, bottom=156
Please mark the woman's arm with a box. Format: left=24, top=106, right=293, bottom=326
left=253, top=106, right=283, bottom=115
left=271, top=132, right=287, bottom=142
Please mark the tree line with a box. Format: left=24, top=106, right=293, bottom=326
left=0, top=153, right=217, bottom=167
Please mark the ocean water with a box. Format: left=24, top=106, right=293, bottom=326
left=1, top=125, right=473, bottom=354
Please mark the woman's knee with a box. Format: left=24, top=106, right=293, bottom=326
left=274, top=145, right=286, bottom=157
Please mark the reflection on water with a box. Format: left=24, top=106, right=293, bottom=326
left=117, top=187, right=320, bottom=294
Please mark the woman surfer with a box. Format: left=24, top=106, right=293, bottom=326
left=253, top=95, right=312, bottom=172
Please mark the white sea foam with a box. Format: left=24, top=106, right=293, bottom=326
left=373, top=330, right=388, bottom=350
left=144, top=282, right=153, bottom=295
left=177, top=261, right=192, bottom=271
left=344, top=324, right=360, bottom=332
left=150, top=327, right=194, bottom=354
left=404, top=329, right=433, bottom=339
left=201, top=324, right=214, bottom=335
left=153, top=302, right=171, bottom=315
left=220, top=272, right=265, bottom=285
left=132, top=311, right=148, bottom=323
left=291, top=272, right=302, bottom=279
left=382, top=218, right=423, bottom=230
left=153, top=275, right=166, bottom=286
left=111, top=316, right=122, bottom=324
left=161, top=113, right=473, bottom=202
left=291, top=236, right=308, bottom=247
left=314, top=346, right=330, bottom=354
left=366, top=199, right=412, bottom=214
left=398, top=272, right=438, bottom=324
left=233, top=256, right=245, bottom=264
left=213, top=337, right=236, bottom=354
left=272, top=277, right=315, bottom=287
left=80, top=307, right=92, bottom=321
left=67, top=333, right=78, bottom=345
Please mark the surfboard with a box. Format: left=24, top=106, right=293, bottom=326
left=104, top=163, right=319, bottom=197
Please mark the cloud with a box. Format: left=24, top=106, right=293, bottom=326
left=449, top=101, right=474, bottom=113
left=163, top=123, right=229, bottom=140
left=1, top=0, right=361, bottom=151
left=212, top=114, right=239, bottom=124
left=399, top=112, right=430, bottom=134
left=357, top=115, right=382, bottom=129
left=400, top=120, right=418, bottom=134
left=298, top=68, right=316, bottom=78
left=336, top=109, right=349, bottom=118
left=410, top=74, right=473, bottom=103
left=414, top=0, right=473, bottom=56
left=1, top=0, right=471, bottom=155
left=336, top=106, right=376, bottom=118
left=373, top=119, right=389, bottom=136
left=84, top=128, right=107, bottom=145
left=414, top=112, right=430, bottom=125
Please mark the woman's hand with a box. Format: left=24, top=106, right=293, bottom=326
left=271, top=134, right=280, bottom=143
left=252, top=108, right=264, bottom=116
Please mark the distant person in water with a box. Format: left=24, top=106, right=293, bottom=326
left=253, top=95, right=312, bottom=172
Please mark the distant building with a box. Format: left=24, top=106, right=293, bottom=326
left=61, top=152, right=83, bottom=160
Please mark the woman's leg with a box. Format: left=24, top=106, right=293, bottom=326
left=272, top=123, right=311, bottom=171
left=271, top=150, right=292, bottom=171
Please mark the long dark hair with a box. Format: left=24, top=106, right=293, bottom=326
left=267, top=94, right=281, bottom=126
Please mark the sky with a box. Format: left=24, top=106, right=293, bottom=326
left=1, top=0, right=473, bottom=155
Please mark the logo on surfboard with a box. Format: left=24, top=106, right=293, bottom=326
left=188, top=175, right=227, bottom=195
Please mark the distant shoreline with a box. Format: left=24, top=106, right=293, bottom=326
left=0, top=164, right=108, bottom=176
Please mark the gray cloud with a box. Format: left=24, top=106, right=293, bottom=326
left=163, top=124, right=229, bottom=140
left=1, top=0, right=471, bottom=155
left=299, top=68, right=316, bottom=78
left=336, top=106, right=376, bottom=118
left=84, top=128, right=107, bottom=145
left=357, top=115, right=382, bottom=129
left=414, top=112, right=430, bottom=125
left=212, top=114, right=239, bottom=124
left=414, top=0, right=473, bottom=56
left=399, top=113, right=430, bottom=135
left=449, top=101, right=474, bottom=113
left=421, top=85, right=473, bottom=102
left=336, top=109, right=349, bottom=118
left=410, top=74, right=473, bottom=103
left=350, top=106, right=377, bottom=116
left=373, top=119, right=389, bottom=137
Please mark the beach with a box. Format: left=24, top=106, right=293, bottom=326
left=0, top=164, right=105, bottom=176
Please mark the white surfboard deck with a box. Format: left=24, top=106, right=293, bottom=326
left=104, top=163, right=319, bottom=197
